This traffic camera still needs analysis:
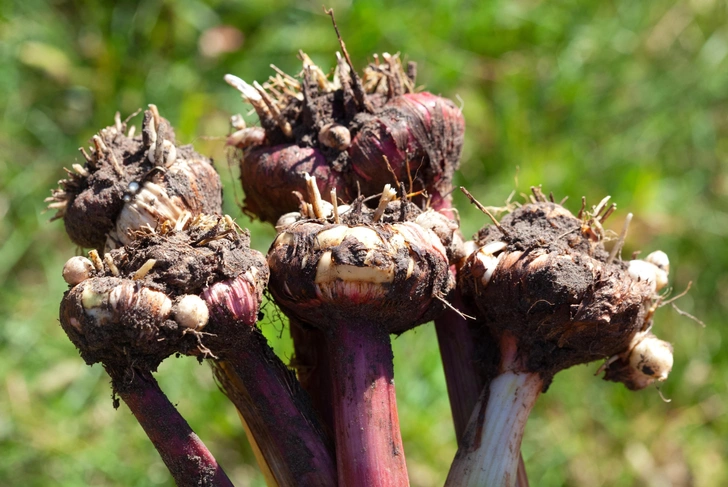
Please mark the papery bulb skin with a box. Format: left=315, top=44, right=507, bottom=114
left=48, top=106, right=222, bottom=251
left=240, top=144, right=350, bottom=223
left=60, top=277, right=179, bottom=370
left=445, top=191, right=676, bottom=487
left=347, top=92, right=464, bottom=204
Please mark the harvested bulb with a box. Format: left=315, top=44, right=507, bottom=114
left=447, top=189, right=675, bottom=487
left=47, top=105, right=222, bottom=252
left=58, top=214, right=265, bottom=371
left=226, top=47, right=464, bottom=224
left=267, top=180, right=454, bottom=487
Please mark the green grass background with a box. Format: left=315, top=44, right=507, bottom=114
left=1, top=0, right=726, bottom=485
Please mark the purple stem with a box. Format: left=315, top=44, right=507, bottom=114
left=434, top=288, right=483, bottom=440
left=289, top=318, right=335, bottom=436
left=107, top=367, right=234, bottom=487
left=328, top=321, right=409, bottom=487
left=212, top=331, right=337, bottom=487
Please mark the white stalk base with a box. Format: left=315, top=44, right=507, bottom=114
left=445, top=371, right=543, bottom=487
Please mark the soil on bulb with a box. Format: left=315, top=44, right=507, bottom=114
left=465, top=202, right=653, bottom=386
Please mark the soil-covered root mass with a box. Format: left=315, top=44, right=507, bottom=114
left=59, top=214, right=267, bottom=372
left=47, top=105, right=222, bottom=252
left=267, top=187, right=456, bottom=332
left=460, top=191, right=673, bottom=388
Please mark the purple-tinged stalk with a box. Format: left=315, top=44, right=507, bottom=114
left=108, top=367, right=233, bottom=487
left=202, top=272, right=337, bottom=487
left=53, top=106, right=227, bottom=485
left=267, top=181, right=455, bottom=487
left=446, top=188, right=675, bottom=487
left=59, top=257, right=232, bottom=487
left=105, top=214, right=337, bottom=487
left=288, top=318, right=335, bottom=437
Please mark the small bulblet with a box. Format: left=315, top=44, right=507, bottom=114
left=268, top=220, right=453, bottom=334
left=201, top=269, right=264, bottom=328
left=49, top=105, right=222, bottom=251
left=602, top=331, right=674, bottom=390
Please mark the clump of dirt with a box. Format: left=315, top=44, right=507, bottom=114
left=48, top=106, right=222, bottom=251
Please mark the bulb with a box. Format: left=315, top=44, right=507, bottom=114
left=48, top=105, right=222, bottom=251
left=63, top=256, right=95, bottom=286
left=174, top=295, right=210, bottom=331
left=226, top=51, right=464, bottom=225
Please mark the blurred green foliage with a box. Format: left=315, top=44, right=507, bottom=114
left=0, top=0, right=725, bottom=485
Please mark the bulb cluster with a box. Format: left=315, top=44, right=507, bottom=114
left=59, top=214, right=268, bottom=371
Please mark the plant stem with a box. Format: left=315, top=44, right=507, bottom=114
left=444, top=370, right=543, bottom=487
left=107, top=367, right=233, bottom=487
left=289, top=318, right=335, bottom=436
left=434, top=288, right=483, bottom=441
left=328, top=321, right=409, bottom=487
left=212, top=330, right=337, bottom=487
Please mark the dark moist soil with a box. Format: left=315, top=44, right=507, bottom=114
left=465, top=202, right=652, bottom=387
left=268, top=199, right=453, bottom=335
left=62, top=113, right=221, bottom=251
left=475, top=202, right=609, bottom=260
left=63, top=134, right=148, bottom=250
left=59, top=217, right=267, bottom=371
left=290, top=88, right=460, bottom=198
left=112, top=221, right=264, bottom=296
